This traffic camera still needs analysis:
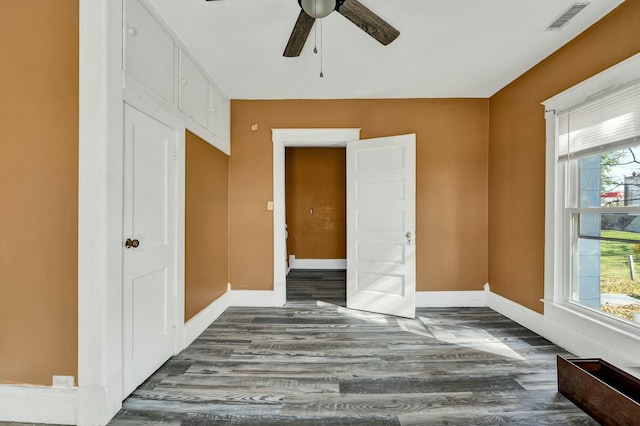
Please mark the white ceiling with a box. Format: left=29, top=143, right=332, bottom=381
left=146, top=0, right=625, bottom=99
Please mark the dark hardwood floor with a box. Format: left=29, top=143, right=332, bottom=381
left=110, top=269, right=595, bottom=425
left=286, top=269, right=346, bottom=307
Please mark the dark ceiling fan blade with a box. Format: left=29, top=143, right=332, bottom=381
left=337, top=0, right=399, bottom=45
left=283, top=9, right=315, bottom=57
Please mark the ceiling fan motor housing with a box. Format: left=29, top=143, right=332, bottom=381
left=299, top=0, right=337, bottom=18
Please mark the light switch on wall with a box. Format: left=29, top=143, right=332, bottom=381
left=267, top=201, right=274, bottom=211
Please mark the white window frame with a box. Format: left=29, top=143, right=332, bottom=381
left=544, top=53, right=640, bottom=341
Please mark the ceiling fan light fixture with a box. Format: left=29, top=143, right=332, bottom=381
left=301, top=0, right=335, bottom=19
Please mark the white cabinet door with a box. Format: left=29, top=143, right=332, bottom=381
left=124, top=0, right=174, bottom=103
left=346, top=134, right=416, bottom=318
left=179, top=51, right=209, bottom=129
left=123, top=104, right=176, bottom=397
left=210, top=83, right=230, bottom=146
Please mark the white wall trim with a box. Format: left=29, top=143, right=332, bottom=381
left=486, top=290, right=546, bottom=336
left=289, top=256, right=347, bottom=270
left=78, top=1, right=125, bottom=424
left=0, top=385, right=78, bottom=425
left=416, top=290, right=487, bottom=308
left=543, top=53, right=640, bottom=112
left=78, top=1, right=190, bottom=424
left=229, top=289, right=277, bottom=307
left=184, top=288, right=278, bottom=348
left=272, top=128, right=361, bottom=307
left=272, top=128, right=361, bottom=145
left=487, top=290, right=640, bottom=369
left=184, top=291, right=230, bottom=348
left=76, top=376, right=121, bottom=426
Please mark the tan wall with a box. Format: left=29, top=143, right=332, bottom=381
left=185, top=131, right=229, bottom=321
left=286, top=148, right=346, bottom=260
left=230, top=99, right=489, bottom=291
left=488, top=0, right=640, bottom=313
left=0, top=1, right=79, bottom=385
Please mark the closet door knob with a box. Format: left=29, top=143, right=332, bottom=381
left=124, top=238, right=140, bottom=249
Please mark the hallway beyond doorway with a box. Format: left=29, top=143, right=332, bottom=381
left=286, top=269, right=346, bottom=307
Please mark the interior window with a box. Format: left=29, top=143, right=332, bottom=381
left=558, top=81, right=640, bottom=325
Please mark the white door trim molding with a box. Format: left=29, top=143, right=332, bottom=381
left=77, top=0, right=126, bottom=424
left=76, top=1, right=187, bottom=424
left=272, top=128, right=361, bottom=306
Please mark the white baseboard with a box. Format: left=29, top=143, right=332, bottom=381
left=486, top=290, right=545, bottom=334
left=229, top=289, right=276, bottom=307
left=487, top=290, right=640, bottom=368
left=183, top=287, right=276, bottom=349
left=288, top=256, right=346, bottom=270
left=0, top=384, right=78, bottom=424
left=184, top=291, right=230, bottom=348
left=416, top=290, right=487, bottom=307
left=76, top=376, right=122, bottom=426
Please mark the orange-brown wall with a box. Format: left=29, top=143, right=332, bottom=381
left=488, top=0, right=640, bottom=313
left=286, top=148, right=346, bottom=260
left=0, top=1, right=79, bottom=385
left=185, top=131, right=229, bottom=321
left=230, top=99, right=489, bottom=291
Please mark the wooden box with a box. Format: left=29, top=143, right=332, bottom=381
left=557, top=356, right=640, bottom=425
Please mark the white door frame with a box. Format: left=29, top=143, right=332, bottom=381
left=272, top=128, right=361, bottom=306
left=78, top=2, right=185, bottom=421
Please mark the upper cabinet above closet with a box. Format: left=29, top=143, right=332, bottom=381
left=210, top=84, right=230, bottom=143
left=123, top=0, right=230, bottom=154
left=179, top=51, right=209, bottom=129
left=124, top=0, right=174, bottom=104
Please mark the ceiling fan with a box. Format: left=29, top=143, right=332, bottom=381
left=283, top=0, right=400, bottom=57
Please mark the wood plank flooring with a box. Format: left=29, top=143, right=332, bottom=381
left=110, top=270, right=595, bottom=424
left=286, top=269, right=346, bottom=307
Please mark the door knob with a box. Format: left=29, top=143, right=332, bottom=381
left=124, top=238, right=140, bottom=249
left=405, top=231, right=414, bottom=246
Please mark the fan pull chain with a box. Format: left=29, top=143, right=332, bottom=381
left=319, top=18, right=324, bottom=78
left=313, top=0, right=318, bottom=54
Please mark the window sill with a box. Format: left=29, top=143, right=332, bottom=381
left=541, top=299, right=640, bottom=366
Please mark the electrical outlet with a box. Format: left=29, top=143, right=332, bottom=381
left=52, top=375, right=74, bottom=387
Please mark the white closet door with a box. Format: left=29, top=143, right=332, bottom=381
left=122, top=104, right=177, bottom=397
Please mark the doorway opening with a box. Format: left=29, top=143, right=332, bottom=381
left=286, top=269, right=347, bottom=307
left=272, top=128, right=361, bottom=306
left=285, top=146, right=347, bottom=306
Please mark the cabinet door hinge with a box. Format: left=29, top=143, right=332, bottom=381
left=172, top=146, right=177, bottom=161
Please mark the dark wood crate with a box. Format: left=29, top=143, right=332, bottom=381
left=557, top=356, right=640, bottom=425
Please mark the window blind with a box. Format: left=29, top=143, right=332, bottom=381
left=557, top=80, right=640, bottom=160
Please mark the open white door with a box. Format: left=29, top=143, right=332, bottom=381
left=123, top=104, right=176, bottom=397
left=347, top=134, right=416, bottom=318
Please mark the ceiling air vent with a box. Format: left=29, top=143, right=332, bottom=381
left=546, top=2, right=591, bottom=31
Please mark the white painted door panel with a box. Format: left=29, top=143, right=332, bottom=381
left=210, top=83, right=230, bottom=145
left=179, top=50, right=209, bottom=129
left=347, top=134, right=416, bottom=318
left=123, top=104, right=176, bottom=397
left=124, top=0, right=174, bottom=103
